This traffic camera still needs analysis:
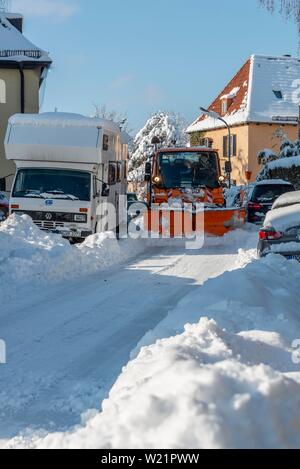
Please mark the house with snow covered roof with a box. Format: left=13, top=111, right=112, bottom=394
left=187, top=55, right=300, bottom=184
left=0, top=11, right=52, bottom=189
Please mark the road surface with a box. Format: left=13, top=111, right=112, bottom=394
left=0, top=233, right=256, bottom=440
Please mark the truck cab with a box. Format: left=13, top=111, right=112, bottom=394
left=146, top=147, right=225, bottom=206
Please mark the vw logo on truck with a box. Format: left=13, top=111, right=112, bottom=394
left=45, top=213, right=53, bottom=221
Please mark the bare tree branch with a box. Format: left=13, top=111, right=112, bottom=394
left=259, top=0, right=300, bottom=47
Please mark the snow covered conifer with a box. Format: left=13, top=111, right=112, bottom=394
left=128, top=111, right=188, bottom=195
left=257, top=148, right=278, bottom=165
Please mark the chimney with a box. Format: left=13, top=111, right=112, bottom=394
left=5, top=13, right=23, bottom=33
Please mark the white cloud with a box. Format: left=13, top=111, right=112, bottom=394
left=11, top=0, right=79, bottom=21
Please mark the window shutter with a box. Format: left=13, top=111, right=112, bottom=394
left=232, top=135, right=237, bottom=157
left=223, top=136, right=228, bottom=157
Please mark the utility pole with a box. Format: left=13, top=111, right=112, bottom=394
left=298, top=104, right=300, bottom=140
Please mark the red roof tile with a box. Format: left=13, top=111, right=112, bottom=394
left=196, top=59, right=251, bottom=123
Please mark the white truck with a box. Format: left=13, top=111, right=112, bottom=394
left=5, top=112, right=129, bottom=241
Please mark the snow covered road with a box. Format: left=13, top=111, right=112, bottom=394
left=0, top=217, right=257, bottom=443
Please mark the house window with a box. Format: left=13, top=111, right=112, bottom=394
left=108, top=162, right=117, bottom=185
left=223, top=134, right=237, bottom=157
left=103, top=134, right=109, bottom=151
left=0, top=79, right=6, bottom=104
left=199, top=137, right=213, bottom=148
left=116, top=162, right=122, bottom=183
left=273, top=90, right=283, bottom=99
left=221, top=99, right=228, bottom=116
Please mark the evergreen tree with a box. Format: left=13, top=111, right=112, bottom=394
left=128, top=111, right=188, bottom=184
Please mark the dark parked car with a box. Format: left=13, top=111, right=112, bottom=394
left=258, top=190, right=300, bottom=261
left=127, top=193, right=147, bottom=221
left=0, top=191, right=9, bottom=219
left=246, top=180, right=294, bottom=225
left=127, top=192, right=139, bottom=209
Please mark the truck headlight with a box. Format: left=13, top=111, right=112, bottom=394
left=74, top=214, right=87, bottom=223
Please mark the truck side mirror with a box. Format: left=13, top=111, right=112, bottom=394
left=0, top=178, right=6, bottom=192
left=101, top=183, right=110, bottom=197
left=144, top=162, right=151, bottom=182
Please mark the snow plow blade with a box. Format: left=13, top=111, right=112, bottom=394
left=144, top=207, right=246, bottom=237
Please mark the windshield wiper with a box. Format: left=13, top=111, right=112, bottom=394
left=41, top=190, right=79, bottom=200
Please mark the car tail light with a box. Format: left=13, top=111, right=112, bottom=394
left=259, top=228, right=283, bottom=241
left=248, top=201, right=263, bottom=210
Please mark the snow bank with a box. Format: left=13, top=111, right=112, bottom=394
left=8, top=250, right=300, bottom=449
left=0, top=214, right=144, bottom=301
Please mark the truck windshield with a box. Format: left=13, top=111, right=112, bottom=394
left=12, top=169, right=91, bottom=201
left=156, top=151, right=219, bottom=189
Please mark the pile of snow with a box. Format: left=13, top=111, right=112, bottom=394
left=8, top=250, right=300, bottom=449
left=0, top=214, right=144, bottom=301
left=128, top=111, right=188, bottom=183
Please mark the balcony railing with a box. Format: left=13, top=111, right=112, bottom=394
left=0, top=49, right=42, bottom=59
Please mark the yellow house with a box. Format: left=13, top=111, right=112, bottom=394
left=187, top=55, right=300, bottom=184
left=0, top=12, right=52, bottom=190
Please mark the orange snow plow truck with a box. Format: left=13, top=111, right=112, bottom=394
left=144, top=146, right=246, bottom=237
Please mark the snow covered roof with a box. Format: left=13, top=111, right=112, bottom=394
left=0, top=13, right=51, bottom=65
left=5, top=113, right=123, bottom=165
left=187, top=55, right=300, bottom=133
left=9, top=112, right=122, bottom=132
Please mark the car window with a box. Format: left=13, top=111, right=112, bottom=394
left=127, top=194, right=137, bottom=202
left=252, top=185, right=294, bottom=203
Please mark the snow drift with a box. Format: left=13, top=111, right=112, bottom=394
left=0, top=214, right=144, bottom=301
left=7, top=251, right=300, bottom=449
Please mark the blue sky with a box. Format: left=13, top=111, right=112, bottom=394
left=11, top=0, right=299, bottom=132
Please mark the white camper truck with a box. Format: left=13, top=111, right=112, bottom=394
left=5, top=113, right=128, bottom=241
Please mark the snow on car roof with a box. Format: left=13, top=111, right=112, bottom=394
left=272, top=190, right=300, bottom=210
left=255, top=179, right=292, bottom=186
left=264, top=203, right=300, bottom=232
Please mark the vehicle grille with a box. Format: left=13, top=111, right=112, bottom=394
left=34, top=221, right=65, bottom=230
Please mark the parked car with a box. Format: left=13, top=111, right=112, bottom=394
left=127, top=192, right=139, bottom=209
left=258, top=190, right=300, bottom=261
left=245, top=180, right=295, bottom=225
left=0, top=191, right=9, bottom=219
left=127, top=192, right=147, bottom=218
